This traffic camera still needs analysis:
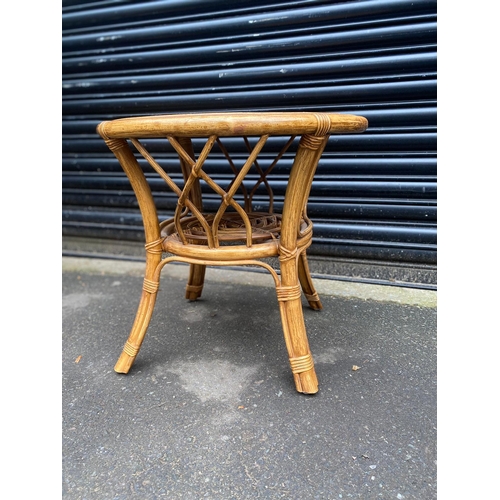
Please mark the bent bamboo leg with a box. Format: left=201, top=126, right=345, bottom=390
left=277, top=132, right=330, bottom=394
left=115, top=255, right=162, bottom=374
left=185, top=263, right=206, bottom=300
left=277, top=254, right=318, bottom=394
left=114, top=286, right=159, bottom=373
left=97, top=136, right=165, bottom=374
left=298, top=251, right=323, bottom=310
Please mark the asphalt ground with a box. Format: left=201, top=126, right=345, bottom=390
left=62, top=257, right=437, bottom=499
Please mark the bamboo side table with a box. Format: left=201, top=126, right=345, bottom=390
left=97, top=112, right=368, bottom=394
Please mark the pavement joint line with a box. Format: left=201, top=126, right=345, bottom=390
left=62, top=256, right=437, bottom=308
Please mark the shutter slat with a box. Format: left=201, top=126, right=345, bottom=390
left=62, top=0, right=437, bottom=282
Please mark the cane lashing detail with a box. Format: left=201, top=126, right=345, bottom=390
left=279, top=245, right=299, bottom=262
left=143, top=278, right=159, bottom=294
left=276, top=284, right=302, bottom=302
left=304, top=291, right=321, bottom=303
left=300, top=134, right=326, bottom=151
left=145, top=239, right=164, bottom=255
left=185, top=284, right=204, bottom=295
left=123, top=341, right=140, bottom=357
left=290, top=353, right=315, bottom=375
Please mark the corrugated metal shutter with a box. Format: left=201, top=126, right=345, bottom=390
left=62, top=0, right=437, bottom=286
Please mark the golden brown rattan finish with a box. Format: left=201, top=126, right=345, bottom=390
left=97, top=112, right=368, bottom=394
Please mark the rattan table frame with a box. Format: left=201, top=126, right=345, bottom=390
left=97, top=112, right=368, bottom=394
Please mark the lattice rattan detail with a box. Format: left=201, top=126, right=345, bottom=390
left=131, top=133, right=299, bottom=250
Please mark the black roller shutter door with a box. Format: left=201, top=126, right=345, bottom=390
left=62, top=0, right=437, bottom=286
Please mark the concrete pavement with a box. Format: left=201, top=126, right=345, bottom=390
left=62, top=257, right=437, bottom=499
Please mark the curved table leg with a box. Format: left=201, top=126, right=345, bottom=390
left=185, top=263, right=206, bottom=301
left=114, top=257, right=161, bottom=373
left=277, top=256, right=319, bottom=394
